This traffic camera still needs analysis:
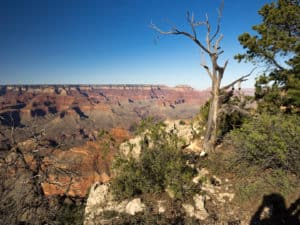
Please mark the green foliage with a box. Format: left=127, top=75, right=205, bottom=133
left=199, top=101, right=210, bottom=123
left=111, top=119, right=198, bottom=200
left=134, top=117, right=166, bottom=135
left=235, top=169, right=296, bottom=202
left=236, top=0, right=300, bottom=112
left=179, top=120, right=186, bottom=125
left=217, top=110, right=246, bottom=140
left=57, top=202, right=85, bottom=225
left=235, top=0, right=299, bottom=65
left=229, top=114, right=300, bottom=175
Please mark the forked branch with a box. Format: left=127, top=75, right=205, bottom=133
left=221, top=67, right=256, bottom=91
left=150, top=22, right=210, bottom=54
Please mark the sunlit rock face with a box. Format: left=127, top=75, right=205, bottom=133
left=40, top=127, right=131, bottom=197
left=41, top=141, right=114, bottom=197
left=0, top=84, right=209, bottom=121
left=0, top=84, right=210, bottom=150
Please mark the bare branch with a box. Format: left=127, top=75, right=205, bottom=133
left=205, top=14, right=211, bottom=51
left=221, top=67, right=257, bottom=91
left=150, top=22, right=211, bottom=54
left=218, top=59, right=229, bottom=80
left=200, top=50, right=213, bottom=79
left=210, top=0, right=224, bottom=42
left=201, top=63, right=213, bottom=79
left=223, top=60, right=229, bottom=71
left=214, top=34, right=223, bottom=53
left=186, top=11, right=197, bottom=38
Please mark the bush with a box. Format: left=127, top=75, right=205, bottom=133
left=179, top=120, right=186, bottom=125
left=56, top=201, right=86, bottom=225
left=235, top=169, right=296, bottom=202
left=198, top=100, right=246, bottom=141
left=229, top=114, right=300, bottom=175
left=198, top=101, right=210, bottom=124
left=111, top=120, right=198, bottom=200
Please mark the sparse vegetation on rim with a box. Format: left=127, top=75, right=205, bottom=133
left=111, top=118, right=199, bottom=201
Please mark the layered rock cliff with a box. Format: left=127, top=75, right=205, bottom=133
left=0, top=84, right=210, bottom=199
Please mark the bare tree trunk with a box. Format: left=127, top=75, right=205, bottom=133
left=204, top=79, right=221, bottom=151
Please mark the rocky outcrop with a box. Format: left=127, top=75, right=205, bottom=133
left=182, top=194, right=209, bottom=220
left=83, top=167, right=238, bottom=224
left=83, top=122, right=238, bottom=224
left=84, top=182, right=146, bottom=225
left=41, top=138, right=120, bottom=197
left=6, top=131, right=122, bottom=198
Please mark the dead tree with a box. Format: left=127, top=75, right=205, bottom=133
left=151, top=2, right=255, bottom=151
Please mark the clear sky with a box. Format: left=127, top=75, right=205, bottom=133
left=0, top=0, right=271, bottom=90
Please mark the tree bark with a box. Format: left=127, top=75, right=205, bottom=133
left=203, top=78, right=221, bottom=151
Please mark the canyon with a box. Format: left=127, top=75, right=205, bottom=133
left=0, top=84, right=210, bottom=198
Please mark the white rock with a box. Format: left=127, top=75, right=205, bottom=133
left=211, top=175, right=222, bottom=186
left=182, top=204, right=195, bottom=217
left=85, top=182, right=110, bottom=210
left=84, top=182, right=129, bottom=225
left=194, top=194, right=205, bottom=211
left=216, top=192, right=235, bottom=203
left=200, top=151, right=207, bottom=157
left=188, top=140, right=202, bottom=152
left=157, top=200, right=166, bottom=214
left=182, top=194, right=209, bottom=220
left=193, top=168, right=209, bottom=184
left=119, top=136, right=142, bottom=159
left=125, top=198, right=145, bottom=215
left=84, top=182, right=110, bottom=223
left=199, top=168, right=210, bottom=176
left=202, top=182, right=216, bottom=194
left=193, top=194, right=209, bottom=220
left=165, top=120, right=194, bottom=143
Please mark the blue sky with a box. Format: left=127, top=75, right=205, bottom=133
left=0, top=0, right=271, bottom=90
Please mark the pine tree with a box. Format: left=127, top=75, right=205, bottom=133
left=235, top=0, right=300, bottom=113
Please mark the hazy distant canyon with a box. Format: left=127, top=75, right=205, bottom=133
left=0, top=84, right=211, bottom=148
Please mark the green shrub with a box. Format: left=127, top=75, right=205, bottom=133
left=235, top=169, right=296, bottom=202
left=199, top=101, right=210, bottom=124
left=179, top=120, right=186, bottom=125
left=111, top=120, right=198, bottom=200
left=57, top=201, right=85, bottom=225
left=217, top=110, right=246, bottom=140
left=198, top=99, right=247, bottom=141
left=229, top=114, right=300, bottom=175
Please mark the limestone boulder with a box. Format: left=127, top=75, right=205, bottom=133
left=125, top=198, right=145, bottom=215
